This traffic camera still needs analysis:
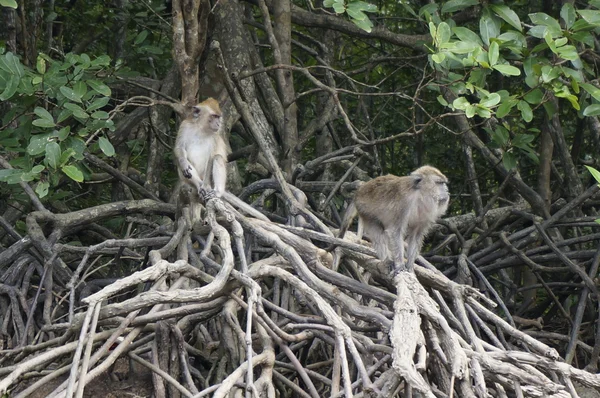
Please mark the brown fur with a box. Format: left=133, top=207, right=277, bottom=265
left=339, top=165, right=449, bottom=272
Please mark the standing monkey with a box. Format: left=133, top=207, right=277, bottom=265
left=337, top=165, right=449, bottom=272
left=174, top=98, right=229, bottom=198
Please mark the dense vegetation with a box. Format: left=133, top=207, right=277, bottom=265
left=1, top=0, right=600, bottom=396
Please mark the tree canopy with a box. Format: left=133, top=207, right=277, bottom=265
left=1, top=0, right=600, bottom=397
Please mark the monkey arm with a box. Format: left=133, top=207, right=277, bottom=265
left=174, top=145, right=195, bottom=179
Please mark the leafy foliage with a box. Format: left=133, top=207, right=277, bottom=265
left=0, top=51, right=115, bottom=197
left=323, top=0, right=378, bottom=32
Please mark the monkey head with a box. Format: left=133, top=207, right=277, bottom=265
left=191, top=98, right=222, bottom=132
left=411, top=165, right=450, bottom=216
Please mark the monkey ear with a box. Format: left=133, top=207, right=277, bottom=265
left=192, top=106, right=202, bottom=118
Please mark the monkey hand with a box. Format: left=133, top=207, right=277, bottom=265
left=182, top=166, right=193, bottom=179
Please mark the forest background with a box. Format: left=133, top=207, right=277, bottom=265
left=1, top=0, right=600, bottom=397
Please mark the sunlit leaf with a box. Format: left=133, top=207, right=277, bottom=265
left=578, top=10, right=600, bottom=26
left=0, top=0, right=18, bottom=8
left=98, top=137, right=115, bottom=156
left=45, top=142, right=61, bottom=169
left=493, top=64, right=521, bottom=76
left=488, top=41, right=499, bottom=66
left=452, top=27, right=484, bottom=47
left=480, top=93, right=501, bottom=108
left=62, top=165, right=84, bottom=182
left=583, top=104, right=600, bottom=116
left=529, top=12, right=562, bottom=31
left=580, top=83, right=600, bottom=102
left=517, top=100, right=533, bottom=122
left=35, top=181, right=49, bottom=198
left=586, top=165, right=600, bottom=184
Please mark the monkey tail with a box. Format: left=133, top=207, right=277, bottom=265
left=326, top=201, right=358, bottom=252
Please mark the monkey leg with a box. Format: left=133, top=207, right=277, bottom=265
left=405, top=231, right=424, bottom=273
left=211, top=154, right=227, bottom=197
left=385, top=229, right=406, bottom=272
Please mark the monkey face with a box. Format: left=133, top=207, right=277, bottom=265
left=208, top=113, right=221, bottom=131
left=191, top=104, right=222, bottom=133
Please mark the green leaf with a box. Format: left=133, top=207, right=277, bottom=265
left=560, top=3, right=577, bottom=29
left=512, top=133, right=534, bottom=147
left=493, top=64, right=521, bottom=76
left=351, top=16, right=373, bottom=32
left=436, top=22, right=452, bottom=45
left=45, top=142, right=61, bottom=169
left=529, top=12, right=562, bottom=31
left=496, top=99, right=516, bottom=118
left=441, top=0, right=478, bottom=14
left=488, top=41, right=499, bottom=66
left=57, top=108, right=73, bottom=123
left=557, top=45, right=579, bottom=61
left=35, top=181, right=49, bottom=198
left=419, top=3, right=438, bottom=17
left=490, top=4, right=522, bottom=31
left=332, top=2, right=345, bottom=13
left=87, top=97, right=110, bottom=112
left=34, top=106, right=54, bottom=121
left=62, top=165, right=84, bottom=182
left=60, top=86, right=82, bottom=103
left=452, top=27, right=484, bottom=47
left=32, top=118, right=56, bottom=128
left=524, top=89, right=543, bottom=104
left=431, top=53, right=446, bottom=64
left=0, top=75, right=19, bottom=101
left=98, top=137, right=115, bottom=156
left=0, top=169, right=23, bottom=183
left=28, top=134, right=51, bottom=155
left=91, top=55, right=111, bottom=66
left=583, top=104, right=600, bottom=116
left=73, top=81, right=87, bottom=99
left=437, top=95, right=449, bottom=106
left=36, top=56, right=46, bottom=74
left=578, top=10, right=600, bottom=26
left=347, top=1, right=377, bottom=13
left=480, top=93, right=501, bottom=108
left=64, top=102, right=89, bottom=119
left=31, top=165, right=45, bottom=174
left=480, top=11, right=501, bottom=46
left=517, top=100, right=533, bottom=122
left=555, top=90, right=580, bottom=110
left=452, top=97, right=470, bottom=110
left=0, top=0, right=18, bottom=8
left=0, top=52, right=25, bottom=77
left=580, top=83, right=600, bottom=102
left=55, top=126, right=71, bottom=141
left=346, top=8, right=367, bottom=21
left=586, top=165, right=600, bottom=184
left=502, top=152, right=517, bottom=170
left=90, top=111, right=109, bottom=120
left=465, top=104, right=476, bottom=118
left=134, top=30, right=149, bottom=45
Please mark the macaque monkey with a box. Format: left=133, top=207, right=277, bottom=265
left=337, top=165, right=449, bottom=273
left=174, top=98, right=229, bottom=198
